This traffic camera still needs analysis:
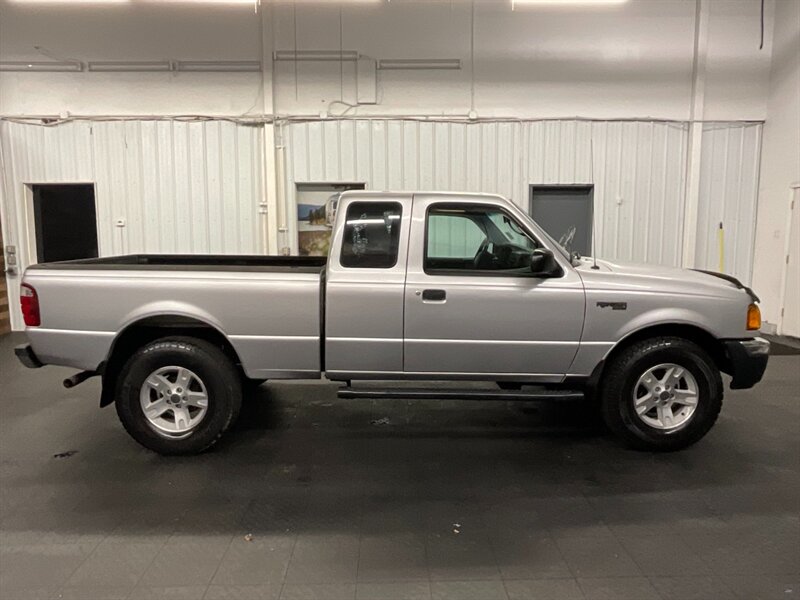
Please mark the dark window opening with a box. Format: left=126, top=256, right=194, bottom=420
left=32, top=184, right=98, bottom=264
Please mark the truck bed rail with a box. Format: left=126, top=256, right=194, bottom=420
left=26, top=254, right=328, bottom=273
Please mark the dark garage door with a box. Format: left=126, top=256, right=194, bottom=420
left=530, top=185, right=594, bottom=257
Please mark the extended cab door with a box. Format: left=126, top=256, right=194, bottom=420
left=403, top=194, right=585, bottom=381
left=324, top=193, right=413, bottom=378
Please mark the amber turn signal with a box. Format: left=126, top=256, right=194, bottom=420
left=746, top=303, right=761, bottom=330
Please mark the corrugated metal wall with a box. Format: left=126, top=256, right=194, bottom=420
left=0, top=120, right=263, bottom=329
left=283, top=119, right=690, bottom=267
left=284, top=118, right=761, bottom=284
left=695, top=122, right=763, bottom=284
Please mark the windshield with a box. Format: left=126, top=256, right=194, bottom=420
left=487, top=212, right=537, bottom=250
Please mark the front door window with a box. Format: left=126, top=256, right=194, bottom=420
left=424, top=204, right=539, bottom=274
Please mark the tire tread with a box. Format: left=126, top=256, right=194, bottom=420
left=601, top=336, right=723, bottom=451
left=115, top=336, right=242, bottom=455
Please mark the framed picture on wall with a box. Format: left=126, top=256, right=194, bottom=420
left=296, top=182, right=366, bottom=256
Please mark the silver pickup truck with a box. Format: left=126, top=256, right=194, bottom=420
left=15, top=191, right=769, bottom=455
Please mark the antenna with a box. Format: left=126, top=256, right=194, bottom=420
left=590, top=134, right=599, bottom=270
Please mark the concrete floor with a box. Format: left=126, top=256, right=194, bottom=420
left=0, top=332, right=798, bottom=600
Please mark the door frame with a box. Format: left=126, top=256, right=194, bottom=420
left=403, top=193, right=585, bottom=381
left=0, top=209, right=10, bottom=335
left=529, top=184, right=595, bottom=256
left=21, top=182, right=99, bottom=267
left=4, top=181, right=99, bottom=330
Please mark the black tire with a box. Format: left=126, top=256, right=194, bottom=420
left=600, top=336, right=723, bottom=451
left=115, top=336, right=242, bottom=455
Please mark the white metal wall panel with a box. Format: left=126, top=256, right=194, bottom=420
left=0, top=119, right=263, bottom=329
left=283, top=119, right=690, bottom=266
left=779, top=186, right=800, bottom=337
left=696, top=122, right=762, bottom=285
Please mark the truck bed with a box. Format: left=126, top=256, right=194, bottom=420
left=27, top=254, right=327, bottom=273
left=23, top=254, right=325, bottom=379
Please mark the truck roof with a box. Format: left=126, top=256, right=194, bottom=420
left=337, top=190, right=507, bottom=201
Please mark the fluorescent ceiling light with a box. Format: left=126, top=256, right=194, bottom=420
left=142, top=0, right=379, bottom=3
left=274, top=50, right=359, bottom=62
left=8, top=0, right=257, bottom=4
left=176, top=60, right=261, bottom=72
left=0, top=61, right=83, bottom=72
left=142, top=0, right=257, bottom=4
left=512, top=0, right=627, bottom=4
left=6, top=0, right=130, bottom=3
left=378, top=58, right=461, bottom=70
left=88, top=60, right=172, bottom=72
left=270, top=0, right=381, bottom=3
left=7, top=0, right=378, bottom=4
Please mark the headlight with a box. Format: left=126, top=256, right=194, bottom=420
left=746, top=304, right=761, bottom=331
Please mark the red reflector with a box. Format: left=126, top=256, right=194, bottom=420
left=20, top=283, right=41, bottom=327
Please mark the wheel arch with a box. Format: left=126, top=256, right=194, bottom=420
left=588, top=323, right=729, bottom=391
left=99, top=315, right=243, bottom=407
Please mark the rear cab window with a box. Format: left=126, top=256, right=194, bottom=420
left=339, top=201, right=403, bottom=268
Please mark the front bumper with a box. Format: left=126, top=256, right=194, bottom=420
left=15, top=344, right=43, bottom=369
left=723, top=337, right=769, bottom=389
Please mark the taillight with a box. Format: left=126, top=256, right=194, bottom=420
left=20, top=283, right=41, bottom=327
left=746, top=303, right=761, bottom=331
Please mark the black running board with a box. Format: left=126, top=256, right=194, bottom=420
left=336, top=388, right=584, bottom=401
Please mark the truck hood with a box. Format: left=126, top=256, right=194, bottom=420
left=574, top=257, right=757, bottom=301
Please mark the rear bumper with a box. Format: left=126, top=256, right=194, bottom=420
left=15, top=344, right=43, bottom=369
left=723, top=337, right=769, bottom=389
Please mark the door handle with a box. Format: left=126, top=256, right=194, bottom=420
left=421, top=289, right=446, bottom=302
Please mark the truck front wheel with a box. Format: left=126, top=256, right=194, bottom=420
left=600, top=336, right=723, bottom=451
left=115, top=337, right=242, bottom=455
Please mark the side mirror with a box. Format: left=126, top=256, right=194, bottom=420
left=529, top=248, right=560, bottom=276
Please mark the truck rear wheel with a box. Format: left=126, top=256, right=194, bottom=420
left=600, top=336, right=722, bottom=451
left=115, top=337, right=242, bottom=455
